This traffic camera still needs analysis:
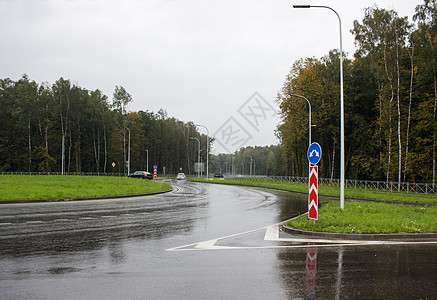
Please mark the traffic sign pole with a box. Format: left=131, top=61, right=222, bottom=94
left=307, top=142, right=321, bottom=222
left=308, top=166, right=318, bottom=220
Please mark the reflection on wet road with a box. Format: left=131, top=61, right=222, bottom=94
left=0, top=180, right=436, bottom=299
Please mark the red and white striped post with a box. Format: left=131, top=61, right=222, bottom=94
left=308, top=166, right=318, bottom=220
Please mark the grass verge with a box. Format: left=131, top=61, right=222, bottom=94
left=0, top=175, right=172, bottom=201
left=190, top=177, right=437, bottom=234
left=287, top=201, right=437, bottom=234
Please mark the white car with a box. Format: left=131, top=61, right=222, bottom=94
left=176, top=173, right=186, bottom=180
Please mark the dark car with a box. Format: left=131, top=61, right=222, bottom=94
left=129, top=171, right=153, bottom=179
left=214, top=172, right=224, bottom=178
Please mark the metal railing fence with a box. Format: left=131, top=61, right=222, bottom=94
left=225, top=175, right=437, bottom=195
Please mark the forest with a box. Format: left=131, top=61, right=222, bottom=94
left=1, top=1, right=437, bottom=184
left=0, top=77, right=208, bottom=175
left=276, top=0, right=437, bottom=183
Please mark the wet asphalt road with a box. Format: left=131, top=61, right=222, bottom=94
left=0, top=180, right=436, bottom=299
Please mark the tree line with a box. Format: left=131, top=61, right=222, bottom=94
left=276, top=0, right=437, bottom=183
left=0, top=75, right=208, bottom=175
left=210, top=145, right=282, bottom=176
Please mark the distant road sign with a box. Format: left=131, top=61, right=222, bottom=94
left=153, top=165, right=158, bottom=170
left=307, top=142, right=322, bottom=165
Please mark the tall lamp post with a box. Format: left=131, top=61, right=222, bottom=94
left=293, top=4, right=345, bottom=210
left=289, top=94, right=312, bottom=149
left=125, top=126, right=131, bottom=176
left=196, top=124, right=210, bottom=180
left=247, top=155, right=253, bottom=176
left=145, top=149, right=149, bottom=172
left=190, top=137, right=201, bottom=177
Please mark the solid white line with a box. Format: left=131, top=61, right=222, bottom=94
left=169, top=240, right=437, bottom=251
left=195, top=239, right=218, bottom=249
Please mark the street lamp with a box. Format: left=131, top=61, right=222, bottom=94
left=293, top=4, right=345, bottom=210
left=289, top=94, right=312, bottom=149
left=145, top=149, right=149, bottom=172
left=196, top=124, right=210, bottom=180
left=247, top=155, right=253, bottom=176
left=190, top=137, right=201, bottom=177
left=125, top=126, right=131, bottom=176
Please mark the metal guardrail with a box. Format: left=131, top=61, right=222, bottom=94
left=225, top=175, right=437, bottom=195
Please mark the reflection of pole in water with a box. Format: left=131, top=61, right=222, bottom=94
left=335, top=247, right=344, bottom=300
left=305, top=246, right=317, bottom=300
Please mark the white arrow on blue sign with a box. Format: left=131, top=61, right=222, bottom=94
left=153, top=165, right=158, bottom=169
left=307, top=142, right=322, bottom=165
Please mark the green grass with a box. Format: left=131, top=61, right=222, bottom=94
left=0, top=175, right=172, bottom=201
left=189, top=177, right=437, bottom=204
left=287, top=201, right=437, bottom=234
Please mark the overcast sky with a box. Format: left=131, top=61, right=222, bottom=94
left=0, top=0, right=418, bottom=153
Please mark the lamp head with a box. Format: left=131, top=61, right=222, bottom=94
left=293, top=5, right=311, bottom=8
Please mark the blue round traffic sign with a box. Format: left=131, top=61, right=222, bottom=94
left=153, top=165, right=158, bottom=169
left=307, top=142, right=322, bottom=165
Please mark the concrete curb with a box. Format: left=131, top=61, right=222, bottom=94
left=0, top=188, right=174, bottom=204
left=282, top=225, right=437, bottom=242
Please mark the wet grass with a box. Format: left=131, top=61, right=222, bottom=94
left=0, top=175, right=172, bottom=201
left=287, top=201, right=437, bottom=234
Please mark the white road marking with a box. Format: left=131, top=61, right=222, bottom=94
left=264, top=224, right=381, bottom=244
left=167, top=221, right=437, bottom=252
left=264, top=224, right=279, bottom=240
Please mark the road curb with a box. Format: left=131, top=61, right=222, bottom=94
left=0, top=188, right=174, bottom=204
left=282, top=224, right=437, bottom=241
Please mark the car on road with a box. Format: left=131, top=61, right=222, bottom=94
left=176, top=173, right=186, bottom=180
left=129, top=171, right=153, bottom=179
left=214, top=172, right=224, bottom=178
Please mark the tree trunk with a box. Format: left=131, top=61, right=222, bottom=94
left=384, top=46, right=394, bottom=183
left=330, top=140, right=336, bottom=182
left=404, top=45, right=414, bottom=182
left=428, top=34, right=437, bottom=186
left=396, top=32, right=402, bottom=186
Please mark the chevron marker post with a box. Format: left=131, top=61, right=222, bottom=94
left=308, top=166, right=318, bottom=220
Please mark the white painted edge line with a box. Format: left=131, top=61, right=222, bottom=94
left=167, top=241, right=437, bottom=251
left=166, top=221, right=285, bottom=251
left=166, top=220, right=437, bottom=252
